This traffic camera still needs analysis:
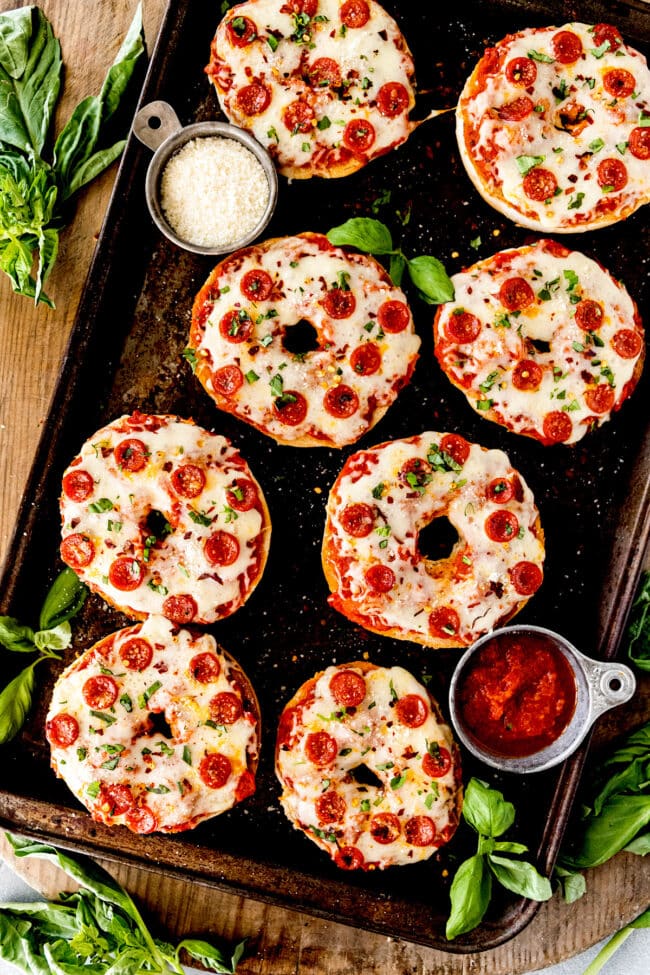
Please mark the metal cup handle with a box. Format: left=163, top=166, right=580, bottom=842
left=579, top=654, right=637, bottom=721
left=133, top=101, right=183, bottom=152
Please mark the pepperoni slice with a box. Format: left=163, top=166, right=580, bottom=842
left=236, top=82, right=270, bottom=116
left=552, top=30, right=583, bottom=64
left=485, top=509, right=519, bottom=543
left=340, top=502, right=374, bottom=537
left=308, top=57, right=341, bottom=89
left=505, top=57, right=537, bottom=87
left=199, top=752, right=232, bottom=789
left=498, top=96, right=534, bottom=121
left=511, top=561, right=544, bottom=595
left=125, top=804, right=157, bottom=834
left=395, top=694, right=428, bottom=728
left=592, top=23, right=623, bottom=52
left=305, top=730, right=338, bottom=766
left=340, top=0, right=369, bottom=28
left=226, top=15, right=257, bottom=46
left=487, top=477, right=514, bottom=504
left=162, top=594, right=197, bottom=624
left=273, top=391, right=308, bottom=425
left=330, top=670, right=366, bottom=707
left=584, top=384, right=615, bottom=414
left=377, top=82, right=410, bottom=118
left=213, top=364, right=244, bottom=397
left=119, top=637, right=153, bottom=671
left=322, top=288, right=356, bottom=319
left=612, top=329, right=642, bottom=359
left=370, top=812, right=401, bottom=844
left=171, top=464, right=206, bottom=499
left=324, top=384, right=359, bottom=418
left=597, top=158, right=627, bottom=191
left=240, top=268, right=273, bottom=301
left=343, top=119, right=375, bottom=153
left=315, top=791, right=347, bottom=824
left=62, top=469, right=94, bottom=502
left=629, top=127, right=650, bottom=160
left=283, top=99, right=315, bottom=134
left=235, top=769, right=256, bottom=802
left=365, top=564, right=395, bottom=593
left=83, top=674, right=118, bottom=710
left=209, top=691, right=243, bottom=725
left=440, top=434, right=469, bottom=466
left=447, top=310, right=481, bottom=344
left=401, top=456, right=432, bottom=490
left=405, top=815, right=436, bottom=847
left=114, top=438, right=148, bottom=472
left=219, top=309, right=253, bottom=343
left=205, top=530, right=240, bottom=566
left=226, top=478, right=258, bottom=511
left=190, top=652, right=221, bottom=683
left=61, top=533, right=94, bottom=569
left=423, top=745, right=452, bottom=778
left=334, top=846, right=364, bottom=870
left=523, top=168, right=558, bottom=202
left=350, top=342, right=381, bottom=375
left=377, top=299, right=410, bottom=333
left=512, top=359, right=543, bottom=391
left=109, top=557, right=144, bottom=591
left=575, top=299, right=604, bottom=331
left=428, top=606, right=461, bottom=639
left=499, top=277, right=534, bottom=311
left=99, top=783, right=134, bottom=815
left=46, top=713, right=79, bottom=747
left=543, top=410, right=573, bottom=443
left=603, top=68, right=635, bottom=98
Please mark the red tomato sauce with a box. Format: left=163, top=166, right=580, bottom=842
left=457, top=631, right=577, bottom=757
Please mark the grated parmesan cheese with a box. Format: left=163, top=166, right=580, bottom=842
left=159, top=136, right=269, bottom=248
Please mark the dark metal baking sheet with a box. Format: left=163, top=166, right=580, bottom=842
left=1, top=0, right=649, bottom=953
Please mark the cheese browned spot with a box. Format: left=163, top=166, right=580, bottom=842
left=59, top=412, right=271, bottom=623
left=46, top=616, right=260, bottom=834
left=434, top=240, right=644, bottom=445
left=275, top=661, right=462, bottom=869
left=189, top=233, right=420, bottom=447
left=322, top=433, right=545, bottom=647
left=206, top=0, right=417, bottom=179
left=456, top=22, right=650, bottom=232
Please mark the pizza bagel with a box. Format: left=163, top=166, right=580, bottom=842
left=434, top=240, right=644, bottom=445
left=189, top=233, right=420, bottom=447
left=46, top=615, right=260, bottom=834
left=59, top=412, right=270, bottom=624
left=322, top=433, right=545, bottom=647
left=275, top=661, right=462, bottom=869
left=207, top=0, right=417, bottom=179
left=456, top=22, right=650, bottom=232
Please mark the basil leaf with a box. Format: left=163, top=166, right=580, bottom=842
left=554, top=865, right=586, bottom=903
left=562, top=794, right=650, bottom=869
left=0, top=616, right=35, bottom=652
left=624, top=570, right=650, bottom=672
left=0, top=664, right=35, bottom=743
left=487, top=853, right=552, bottom=900
left=623, top=832, right=650, bottom=855
left=33, top=621, right=72, bottom=652
left=326, top=217, right=394, bottom=255
left=492, top=840, right=528, bottom=855
left=462, top=778, right=515, bottom=838
left=0, top=7, right=32, bottom=79
left=516, top=154, right=545, bottom=175
left=178, top=937, right=247, bottom=974
left=407, top=255, right=454, bottom=304
left=389, top=251, right=407, bottom=286
left=39, top=567, right=88, bottom=630
left=445, top=854, right=492, bottom=940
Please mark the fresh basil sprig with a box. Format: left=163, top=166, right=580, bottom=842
left=623, top=569, right=650, bottom=671
left=445, top=778, right=552, bottom=941
left=0, top=567, right=87, bottom=744
left=1, top=834, right=245, bottom=974
left=326, top=217, right=455, bottom=305
left=581, top=906, right=649, bottom=975
left=0, top=4, right=144, bottom=305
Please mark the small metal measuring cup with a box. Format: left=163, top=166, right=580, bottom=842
left=132, top=100, right=278, bottom=256
left=448, top=624, right=636, bottom=773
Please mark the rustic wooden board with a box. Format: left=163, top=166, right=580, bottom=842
left=0, top=0, right=648, bottom=971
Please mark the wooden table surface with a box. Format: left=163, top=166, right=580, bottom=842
left=0, top=2, right=648, bottom=973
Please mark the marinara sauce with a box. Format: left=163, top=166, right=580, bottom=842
left=457, top=631, right=577, bottom=757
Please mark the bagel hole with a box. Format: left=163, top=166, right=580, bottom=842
left=528, top=338, right=551, bottom=355
left=347, top=764, right=384, bottom=790
left=147, top=710, right=174, bottom=739
left=282, top=319, right=320, bottom=357
left=145, top=509, right=173, bottom=540
left=418, top=517, right=459, bottom=562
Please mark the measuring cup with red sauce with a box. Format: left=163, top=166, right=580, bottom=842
left=448, top=625, right=636, bottom=773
